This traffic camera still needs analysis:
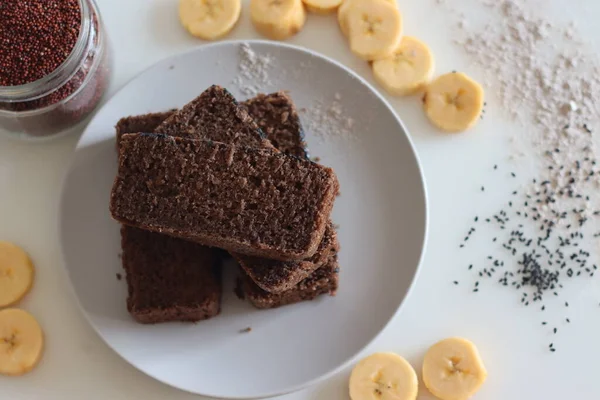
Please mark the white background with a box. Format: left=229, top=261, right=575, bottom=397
left=2, top=0, right=600, bottom=399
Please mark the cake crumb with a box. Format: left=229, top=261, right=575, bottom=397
left=116, top=273, right=122, bottom=281
left=239, top=327, right=252, bottom=333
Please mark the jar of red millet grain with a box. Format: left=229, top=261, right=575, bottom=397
left=0, top=0, right=110, bottom=140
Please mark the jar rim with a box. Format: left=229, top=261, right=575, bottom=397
left=0, top=0, right=92, bottom=102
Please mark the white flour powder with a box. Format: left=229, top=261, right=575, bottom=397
left=232, top=43, right=274, bottom=97
left=443, top=0, right=600, bottom=222
left=233, top=43, right=355, bottom=142
left=301, top=92, right=355, bottom=143
left=440, top=0, right=600, bottom=333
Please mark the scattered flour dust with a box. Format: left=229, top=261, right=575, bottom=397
left=437, top=0, right=600, bottom=220
left=448, top=0, right=600, bottom=158
left=233, top=43, right=356, bottom=143
left=436, top=0, right=600, bottom=326
left=232, top=42, right=275, bottom=97
left=301, top=92, right=355, bottom=143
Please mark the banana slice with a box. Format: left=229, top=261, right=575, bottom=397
left=422, top=337, right=487, bottom=400
left=372, top=36, right=435, bottom=96
left=346, top=0, right=403, bottom=61
left=0, top=309, right=44, bottom=376
left=250, top=0, right=306, bottom=41
left=349, top=352, right=418, bottom=400
left=423, top=72, right=484, bottom=132
left=179, top=0, right=242, bottom=40
left=337, top=0, right=397, bottom=37
left=0, top=242, right=34, bottom=308
left=303, top=0, right=342, bottom=15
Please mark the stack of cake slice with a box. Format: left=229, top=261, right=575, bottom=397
left=112, top=86, right=340, bottom=323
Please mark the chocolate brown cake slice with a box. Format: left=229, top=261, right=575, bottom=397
left=233, top=92, right=340, bottom=293
left=110, top=134, right=339, bottom=261
left=153, top=85, right=274, bottom=149
left=122, top=226, right=221, bottom=324
left=115, top=112, right=222, bottom=324
left=242, top=254, right=340, bottom=309
left=113, top=91, right=340, bottom=305
left=113, top=93, right=337, bottom=293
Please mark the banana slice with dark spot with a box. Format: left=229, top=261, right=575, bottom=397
left=345, top=0, right=403, bottom=61
left=0, top=241, right=34, bottom=308
left=349, top=352, right=418, bottom=400
left=250, top=0, right=307, bottom=40
left=372, top=36, right=435, bottom=96
left=337, top=0, right=397, bottom=37
left=423, top=337, right=487, bottom=400
left=179, top=0, right=242, bottom=40
left=0, top=309, right=44, bottom=376
left=423, top=72, right=484, bottom=132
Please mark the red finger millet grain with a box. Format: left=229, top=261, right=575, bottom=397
left=0, top=0, right=110, bottom=139
left=0, top=0, right=81, bottom=87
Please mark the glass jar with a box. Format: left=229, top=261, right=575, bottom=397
left=0, top=0, right=110, bottom=141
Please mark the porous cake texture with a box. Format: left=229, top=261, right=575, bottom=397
left=110, top=134, right=339, bottom=261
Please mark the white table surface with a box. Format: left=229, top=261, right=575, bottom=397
left=2, top=0, right=600, bottom=399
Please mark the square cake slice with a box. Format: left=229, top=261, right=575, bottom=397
left=154, top=85, right=274, bottom=149
left=110, top=134, right=339, bottom=261
left=241, top=254, right=340, bottom=309
left=115, top=111, right=222, bottom=324
left=232, top=92, right=340, bottom=293
left=122, top=226, right=221, bottom=324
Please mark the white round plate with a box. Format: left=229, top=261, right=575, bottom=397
left=59, top=40, right=428, bottom=399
